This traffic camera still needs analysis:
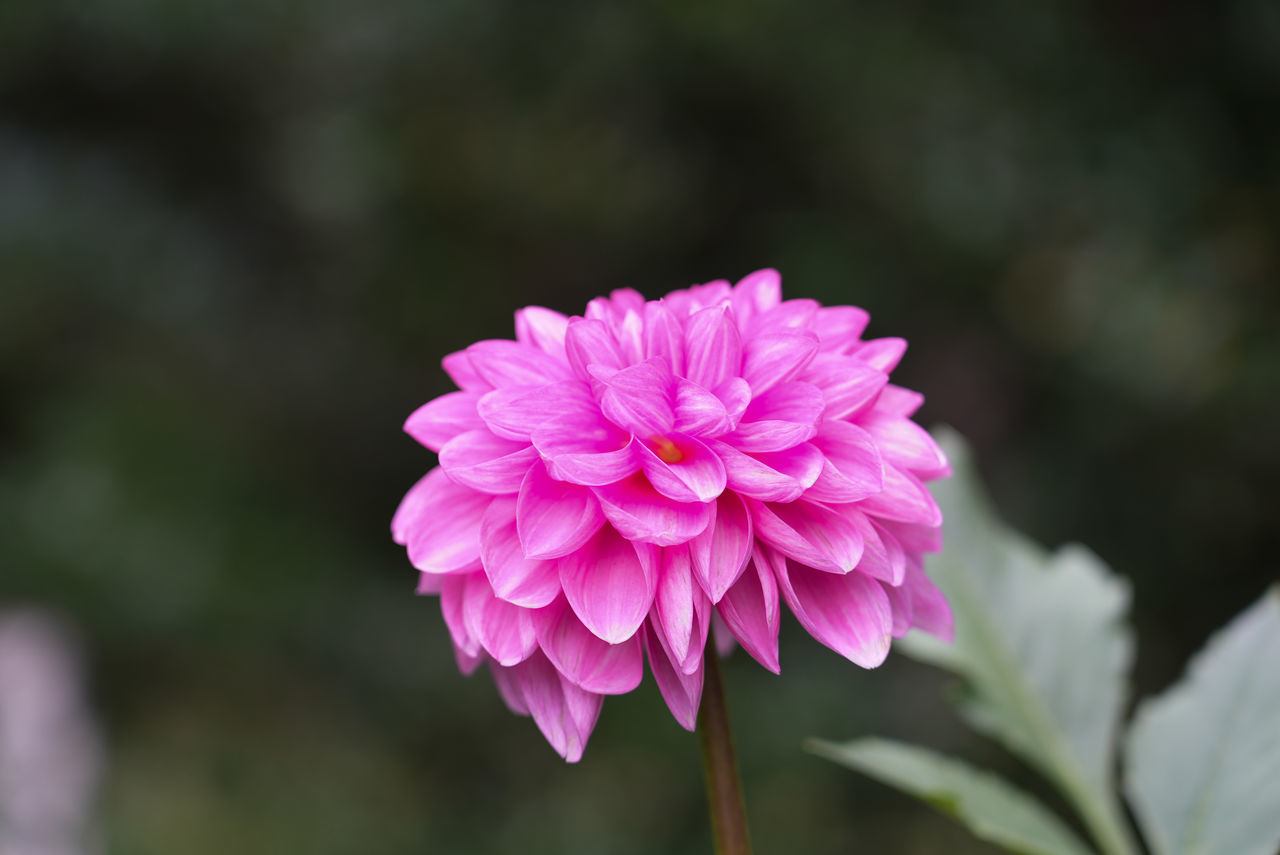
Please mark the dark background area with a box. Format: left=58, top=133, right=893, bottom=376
left=2, top=1, right=1277, bottom=852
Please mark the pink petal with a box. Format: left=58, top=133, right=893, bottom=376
left=673, top=378, right=731, bottom=436
left=812, top=305, right=870, bottom=353
left=711, top=440, right=823, bottom=503
left=716, top=547, right=782, bottom=673
left=644, top=622, right=704, bottom=731
left=746, top=298, right=819, bottom=337
left=638, top=433, right=727, bottom=503
left=875, top=384, right=925, bottom=417
left=642, top=301, right=686, bottom=376
left=802, top=353, right=888, bottom=420
left=438, top=429, right=537, bottom=494
left=714, top=377, right=752, bottom=431
left=748, top=497, right=864, bottom=573
left=416, top=573, right=444, bottom=595
left=852, top=516, right=907, bottom=586
left=775, top=557, right=893, bottom=668
left=462, top=573, right=537, bottom=666
left=859, top=463, right=943, bottom=526
left=689, top=491, right=753, bottom=603
left=453, top=642, right=485, bottom=676
left=476, top=381, right=596, bottom=441
left=514, top=306, right=570, bottom=360
left=440, top=574, right=480, bottom=657
left=490, top=662, right=529, bottom=715
left=684, top=304, right=743, bottom=391
left=594, top=474, right=715, bottom=546
left=884, top=560, right=953, bottom=641
left=711, top=611, right=737, bottom=657
left=404, top=391, right=484, bottom=452
left=466, top=340, right=572, bottom=388
left=558, top=524, right=656, bottom=643
left=879, top=518, right=944, bottom=554
left=531, top=411, right=639, bottom=486
left=650, top=545, right=711, bottom=674
left=728, top=382, right=824, bottom=453
left=515, top=652, right=603, bottom=762
left=394, top=468, right=491, bottom=573
left=730, top=268, right=782, bottom=320
left=740, top=331, right=820, bottom=395
left=515, top=464, right=606, bottom=561
left=598, top=358, right=676, bottom=436
left=481, top=495, right=563, bottom=607
left=860, top=412, right=949, bottom=477
left=806, top=421, right=884, bottom=503
left=616, top=309, right=645, bottom=365
left=565, top=318, right=626, bottom=380
left=442, top=350, right=493, bottom=392
left=855, top=337, right=907, bottom=372
left=534, top=598, right=644, bottom=694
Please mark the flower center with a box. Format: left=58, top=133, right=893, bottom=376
left=650, top=435, right=685, bottom=464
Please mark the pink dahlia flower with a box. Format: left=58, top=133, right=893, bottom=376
left=393, top=270, right=952, bottom=761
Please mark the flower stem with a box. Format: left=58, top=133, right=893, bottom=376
left=697, top=647, right=752, bottom=855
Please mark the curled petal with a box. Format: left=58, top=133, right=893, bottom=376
left=532, top=411, right=639, bottom=486
left=558, top=524, right=657, bottom=643
left=462, top=573, right=537, bottom=666
left=598, top=358, right=676, bottom=436
left=404, top=391, right=484, bottom=452
left=673, top=378, right=731, bottom=437
left=748, top=497, right=864, bottom=573
left=440, top=574, right=480, bottom=658
left=802, top=353, right=887, bottom=420
left=860, top=411, right=950, bottom=478
left=515, top=306, right=570, bottom=360
left=535, top=598, right=644, bottom=694
left=684, top=304, right=742, bottom=390
left=712, top=440, right=823, bottom=503
left=642, top=301, right=686, bottom=376
left=594, top=474, right=715, bottom=546
left=467, top=340, right=572, bottom=388
left=883, top=560, right=953, bottom=640
left=730, top=268, right=782, bottom=321
left=565, top=318, right=626, bottom=380
left=874, top=384, right=925, bottom=418
left=442, top=350, right=493, bottom=392
left=638, top=434, right=727, bottom=503
left=812, top=305, right=870, bottom=353
left=689, top=491, right=753, bottom=603
left=644, top=622, right=704, bottom=731
left=855, top=337, right=907, bottom=373
left=775, top=558, right=893, bottom=668
left=740, top=331, right=820, bottom=395
left=807, top=421, right=884, bottom=503
left=716, top=547, right=782, bottom=673
left=651, top=545, right=711, bottom=674
left=439, top=429, right=537, bottom=494
left=513, top=653, right=603, bottom=762
left=859, top=463, right=943, bottom=527
left=477, top=381, right=595, bottom=441
left=515, top=464, right=605, bottom=561
left=393, top=468, right=491, bottom=573
left=482, top=496, right=563, bottom=607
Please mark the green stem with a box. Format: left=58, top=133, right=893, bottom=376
left=697, top=647, right=752, bottom=855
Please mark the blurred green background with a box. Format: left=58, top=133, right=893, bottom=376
left=2, top=1, right=1278, bottom=852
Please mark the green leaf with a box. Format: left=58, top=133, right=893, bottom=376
left=897, top=428, right=1138, bottom=855
left=807, top=737, right=1096, bottom=855
left=1124, top=586, right=1280, bottom=855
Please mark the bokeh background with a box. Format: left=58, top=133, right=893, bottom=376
left=2, top=1, right=1278, bottom=852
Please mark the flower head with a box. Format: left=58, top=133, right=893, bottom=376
left=393, top=270, right=952, bottom=761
